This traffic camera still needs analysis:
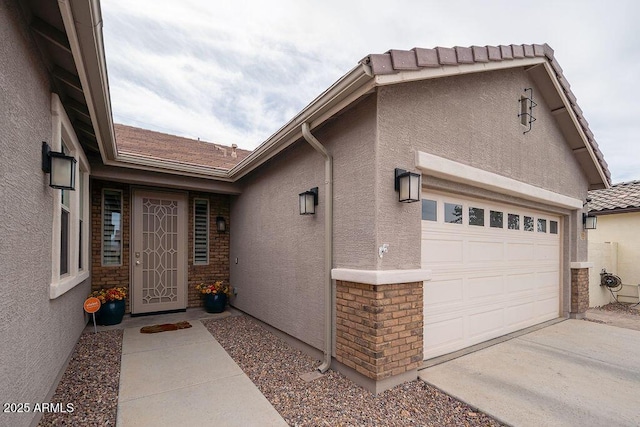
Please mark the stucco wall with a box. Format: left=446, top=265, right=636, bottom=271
left=375, top=68, right=590, bottom=270
left=0, top=3, right=90, bottom=426
left=588, top=212, right=640, bottom=305
left=588, top=241, right=617, bottom=307
left=230, top=96, right=377, bottom=349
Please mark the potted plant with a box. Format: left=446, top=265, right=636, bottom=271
left=196, top=281, right=232, bottom=313
left=89, top=286, right=128, bottom=325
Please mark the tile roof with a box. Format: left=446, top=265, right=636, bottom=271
left=114, top=124, right=251, bottom=170
left=360, top=43, right=611, bottom=184
left=588, top=180, right=640, bottom=213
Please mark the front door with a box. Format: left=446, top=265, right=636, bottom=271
left=132, top=189, right=188, bottom=314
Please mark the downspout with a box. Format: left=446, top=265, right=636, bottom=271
left=301, top=122, right=333, bottom=373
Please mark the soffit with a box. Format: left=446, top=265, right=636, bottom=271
left=20, top=0, right=100, bottom=155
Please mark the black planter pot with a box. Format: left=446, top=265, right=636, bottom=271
left=203, top=293, right=227, bottom=313
left=96, top=299, right=126, bottom=326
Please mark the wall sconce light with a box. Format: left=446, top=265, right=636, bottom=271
left=216, top=216, right=226, bottom=233
left=582, top=197, right=596, bottom=230
left=299, top=187, right=318, bottom=215
left=42, top=142, right=76, bottom=190
left=583, top=213, right=597, bottom=230
left=394, top=168, right=420, bottom=203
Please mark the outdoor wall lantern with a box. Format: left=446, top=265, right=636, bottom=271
left=582, top=197, right=596, bottom=230
left=394, top=168, right=420, bottom=203
left=583, top=213, right=597, bottom=230
left=216, top=216, right=226, bottom=233
left=42, top=142, right=76, bottom=190
left=299, top=187, right=318, bottom=215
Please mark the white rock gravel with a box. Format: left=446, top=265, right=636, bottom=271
left=203, top=316, right=503, bottom=427
left=37, top=329, right=123, bottom=427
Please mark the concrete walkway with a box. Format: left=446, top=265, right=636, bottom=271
left=116, top=318, right=287, bottom=426
left=419, top=320, right=640, bottom=427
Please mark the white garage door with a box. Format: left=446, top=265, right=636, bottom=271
left=422, top=192, right=561, bottom=360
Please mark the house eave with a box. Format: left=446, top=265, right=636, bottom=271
left=60, top=0, right=117, bottom=161
left=591, top=207, right=640, bottom=216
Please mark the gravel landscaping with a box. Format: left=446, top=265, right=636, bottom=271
left=38, top=306, right=640, bottom=426
left=591, top=302, right=640, bottom=315
left=203, top=316, right=503, bottom=427
left=38, top=329, right=123, bottom=427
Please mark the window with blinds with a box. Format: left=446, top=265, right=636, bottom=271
left=102, top=189, right=122, bottom=266
left=194, top=199, right=209, bottom=265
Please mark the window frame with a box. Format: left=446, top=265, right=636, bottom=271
left=193, top=198, right=210, bottom=265
left=49, top=94, right=90, bottom=299
left=101, top=189, right=123, bottom=266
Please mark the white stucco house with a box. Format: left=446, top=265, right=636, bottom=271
left=2, top=0, right=611, bottom=424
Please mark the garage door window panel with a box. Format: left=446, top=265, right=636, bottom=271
left=508, top=214, right=520, bottom=230
left=537, top=219, right=547, bottom=233
left=422, top=199, right=437, bottom=221
left=490, top=211, right=504, bottom=228
left=524, top=216, right=534, bottom=231
left=550, top=220, right=558, bottom=234
left=469, top=207, right=484, bottom=226
left=444, top=203, right=462, bottom=224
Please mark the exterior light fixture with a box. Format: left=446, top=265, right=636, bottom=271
left=394, top=168, right=420, bottom=203
left=216, top=216, right=226, bottom=233
left=42, top=142, right=76, bottom=190
left=583, top=213, right=597, bottom=230
left=582, top=198, right=596, bottom=230
left=299, top=187, right=318, bottom=215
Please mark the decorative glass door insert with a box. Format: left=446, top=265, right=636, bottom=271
left=132, top=190, right=187, bottom=313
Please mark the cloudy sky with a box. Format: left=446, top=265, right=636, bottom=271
left=101, top=0, right=640, bottom=183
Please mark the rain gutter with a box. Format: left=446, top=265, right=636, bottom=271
left=301, top=123, right=333, bottom=373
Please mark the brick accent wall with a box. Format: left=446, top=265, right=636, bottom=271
left=335, top=280, right=423, bottom=381
left=91, top=180, right=131, bottom=311
left=90, top=180, right=230, bottom=312
left=571, top=268, right=589, bottom=315
left=187, top=192, right=230, bottom=308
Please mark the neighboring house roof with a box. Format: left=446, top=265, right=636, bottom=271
left=362, top=44, right=610, bottom=186
left=114, top=124, right=251, bottom=171
left=588, top=180, right=640, bottom=214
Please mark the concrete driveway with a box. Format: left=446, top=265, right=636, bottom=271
left=419, top=320, right=640, bottom=427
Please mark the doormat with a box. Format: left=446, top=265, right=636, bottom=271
left=140, top=321, right=193, bottom=334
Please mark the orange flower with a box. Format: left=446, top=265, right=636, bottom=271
left=89, top=286, right=127, bottom=303
left=195, top=281, right=232, bottom=297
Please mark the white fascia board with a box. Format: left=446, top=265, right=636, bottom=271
left=112, top=153, right=232, bottom=180
left=59, top=0, right=117, bottom=161
left=331, top=268, right=432, bottom=285
left=374, top=57, right=546, bottom=86
left=416, top=151, right=583, bottom=210
left=539, top=62, right=609, bottom=188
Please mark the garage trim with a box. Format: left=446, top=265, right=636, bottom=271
left=416, top=151, right=583, bottom=210
left=331, top=268, right=432, bottom=285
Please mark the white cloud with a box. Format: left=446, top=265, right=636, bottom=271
left=102, top=0, right=640, bottom=183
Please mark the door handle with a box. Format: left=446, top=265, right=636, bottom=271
left=136, top=260, right=141, bottom=265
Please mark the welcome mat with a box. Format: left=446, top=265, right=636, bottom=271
left=140, top=321, right=193, bottom=334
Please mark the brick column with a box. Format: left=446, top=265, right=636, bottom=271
left=570, top=268, right=589, bottom=318
left=335, top=280, right=423, bottom=386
